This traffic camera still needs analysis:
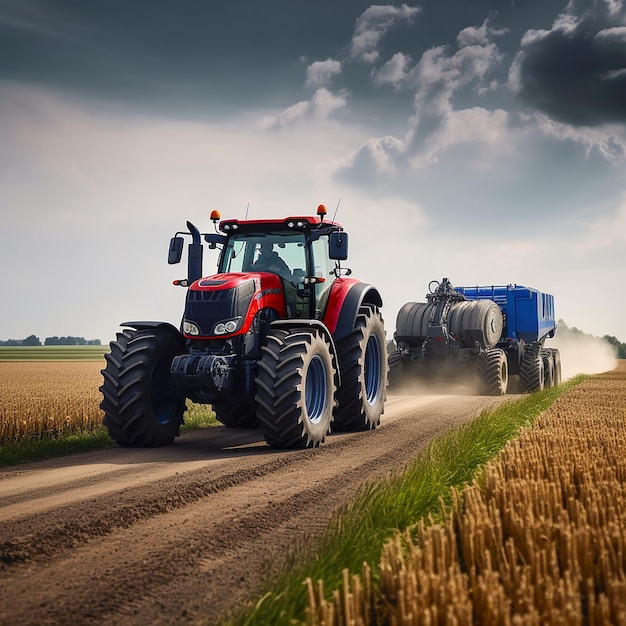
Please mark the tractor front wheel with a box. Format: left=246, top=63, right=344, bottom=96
left=255, top=328, right=336, bottom=448
left=100, top=327, right=186, bottom=447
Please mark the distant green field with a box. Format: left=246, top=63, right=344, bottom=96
left=0, top=346, right=107, bottom=361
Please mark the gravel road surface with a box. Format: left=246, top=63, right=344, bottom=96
left=0, top=388, right=514, bottom=625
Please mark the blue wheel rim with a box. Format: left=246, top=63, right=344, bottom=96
left=305, top=355, right=327, bottom=423
left=364, top=334, right=381, bottom=406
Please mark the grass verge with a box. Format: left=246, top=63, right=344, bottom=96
left=0, top=402, right=218, bottom=467
left=222, top=376, right=587, bottom=626
left=0, top=427, right=116, bottom=466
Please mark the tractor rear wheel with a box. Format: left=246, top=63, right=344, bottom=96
left=519, top=343, right=544, bottom=392
left=214, top=399, right=258, bottom=428
left=334, top=306, right=387, bottom=431
left=255, top=328, right=336, bottom=448
left=475, top=348, right=508, bottom=396
left=100, top=327, right=186, bottom=446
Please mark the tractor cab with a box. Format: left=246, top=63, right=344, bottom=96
left=217, top=222, right=344, bottom=319
left=170, top=206, right=349, bottom=324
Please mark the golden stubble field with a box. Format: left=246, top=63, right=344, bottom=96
left=308, top=362, right=626, bottom=625
left=0, top=361, right=103, bottom=442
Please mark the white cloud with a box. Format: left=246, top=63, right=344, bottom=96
left=456, top=18, right=509, bottom=47
left=407, top=41, right=503, bottom=112
left=259, top=88, right=348, bottom=130
left=604, top=0, right=624, bottom=15
left=373, top=52, right=411, bottom=87
left=526, top=112, right=626, bottom=163
left=408, top=107, right=509, bottom=167
left=594, top=25, right=626, bottom=40
left=305, top=58, right=342, bottom=88
left=350, top=3, right=421, bottom=63
left=346, top=135, right=406, bottom=176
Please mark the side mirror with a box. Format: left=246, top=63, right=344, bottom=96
left=168, top=236, right=184, bottom=264
left=329, top=231, right=348, bottom=261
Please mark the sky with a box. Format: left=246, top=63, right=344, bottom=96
left=1, top=0, right=626, bottom=346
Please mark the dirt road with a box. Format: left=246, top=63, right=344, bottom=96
left=0, top=389, right=513, bottom=626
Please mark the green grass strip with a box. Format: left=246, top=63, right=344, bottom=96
left=0, top=427, right=116, bottom=466
left=224, top=376, right=587, bottom=626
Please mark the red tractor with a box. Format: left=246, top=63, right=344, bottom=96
left=100, top=205, right=387, bottom=448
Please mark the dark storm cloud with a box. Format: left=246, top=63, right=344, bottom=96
left=0, top=0, right=376, bottom=115
left=0, top=0, right=572, bottom=119
left=513, top=1, right=626, bottom=126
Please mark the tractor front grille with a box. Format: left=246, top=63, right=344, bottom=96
left=184, top=281, right=255, bottom=336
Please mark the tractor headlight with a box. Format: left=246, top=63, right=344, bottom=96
left=213, top=317, right=242, bottom=335
left=183, top=320, right=200, bottom=336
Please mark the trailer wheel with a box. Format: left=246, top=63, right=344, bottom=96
left=551, top=349, right=562, bottom=385
left=100, top=327, right=186, bottom=447
left=388, top=348, right=407, bottom=388
left=334, top=306, right=387, bottom=431
left=542, top=349, right=555, bottom=388
left=519, top=344, right=544, bottom=392
left=214, top=399, right=258, bottom=428
left=255, top=328, right=336, bottom=448
left=475, top=348, right=508, bottom=396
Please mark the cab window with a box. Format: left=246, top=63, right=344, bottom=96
left=311, top=236, right=337, bottom=320
left=220, top=232, right=306, bottom=280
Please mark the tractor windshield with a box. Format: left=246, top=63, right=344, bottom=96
left=220, top=232, right=307, bottom=283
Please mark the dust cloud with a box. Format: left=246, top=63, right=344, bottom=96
left=545, top=327, right=618, bottom=380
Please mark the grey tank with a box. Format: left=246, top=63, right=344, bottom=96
left=396, top=299, right=503, bottom=349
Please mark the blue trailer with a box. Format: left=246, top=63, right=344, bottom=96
left=389, top=278, right=561, bottom=395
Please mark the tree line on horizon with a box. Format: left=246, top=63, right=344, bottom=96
left=0, top=335, right=102, bottom=346
left=0, top=322, right=624, bottom=357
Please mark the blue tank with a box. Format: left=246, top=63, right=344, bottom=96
left=453, top=284, right=556, bottom=344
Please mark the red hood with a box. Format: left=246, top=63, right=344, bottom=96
left=190, top=272, right=282, bottom=291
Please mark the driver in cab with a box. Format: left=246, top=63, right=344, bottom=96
left=252, top=240, right=291, bottom=278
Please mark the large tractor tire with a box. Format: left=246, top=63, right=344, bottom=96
left=542, top=348, right=555, bottom=388
left=334, top=306, right=387, bottom=431
left=519, top=343, right=544, bottom=392
left=255, top=328, right=336, bottom=448
left=213, top=399, right=258, bottom=428
left=475, top=348, right=508, bottom=396
left=100, top=327, right=186, bottom=447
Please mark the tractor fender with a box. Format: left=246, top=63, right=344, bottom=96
left=269, top=319, right=341, bottom=388
left=323, top=280, right=384, bottom=342
left=120, top=321, right=185, bottom=344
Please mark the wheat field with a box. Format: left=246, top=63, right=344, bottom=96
left=0, top=362, right=104, bottom=442
left=0, top=361, right=215, bottom=444
left=307, top=362, right=626, bottom=625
